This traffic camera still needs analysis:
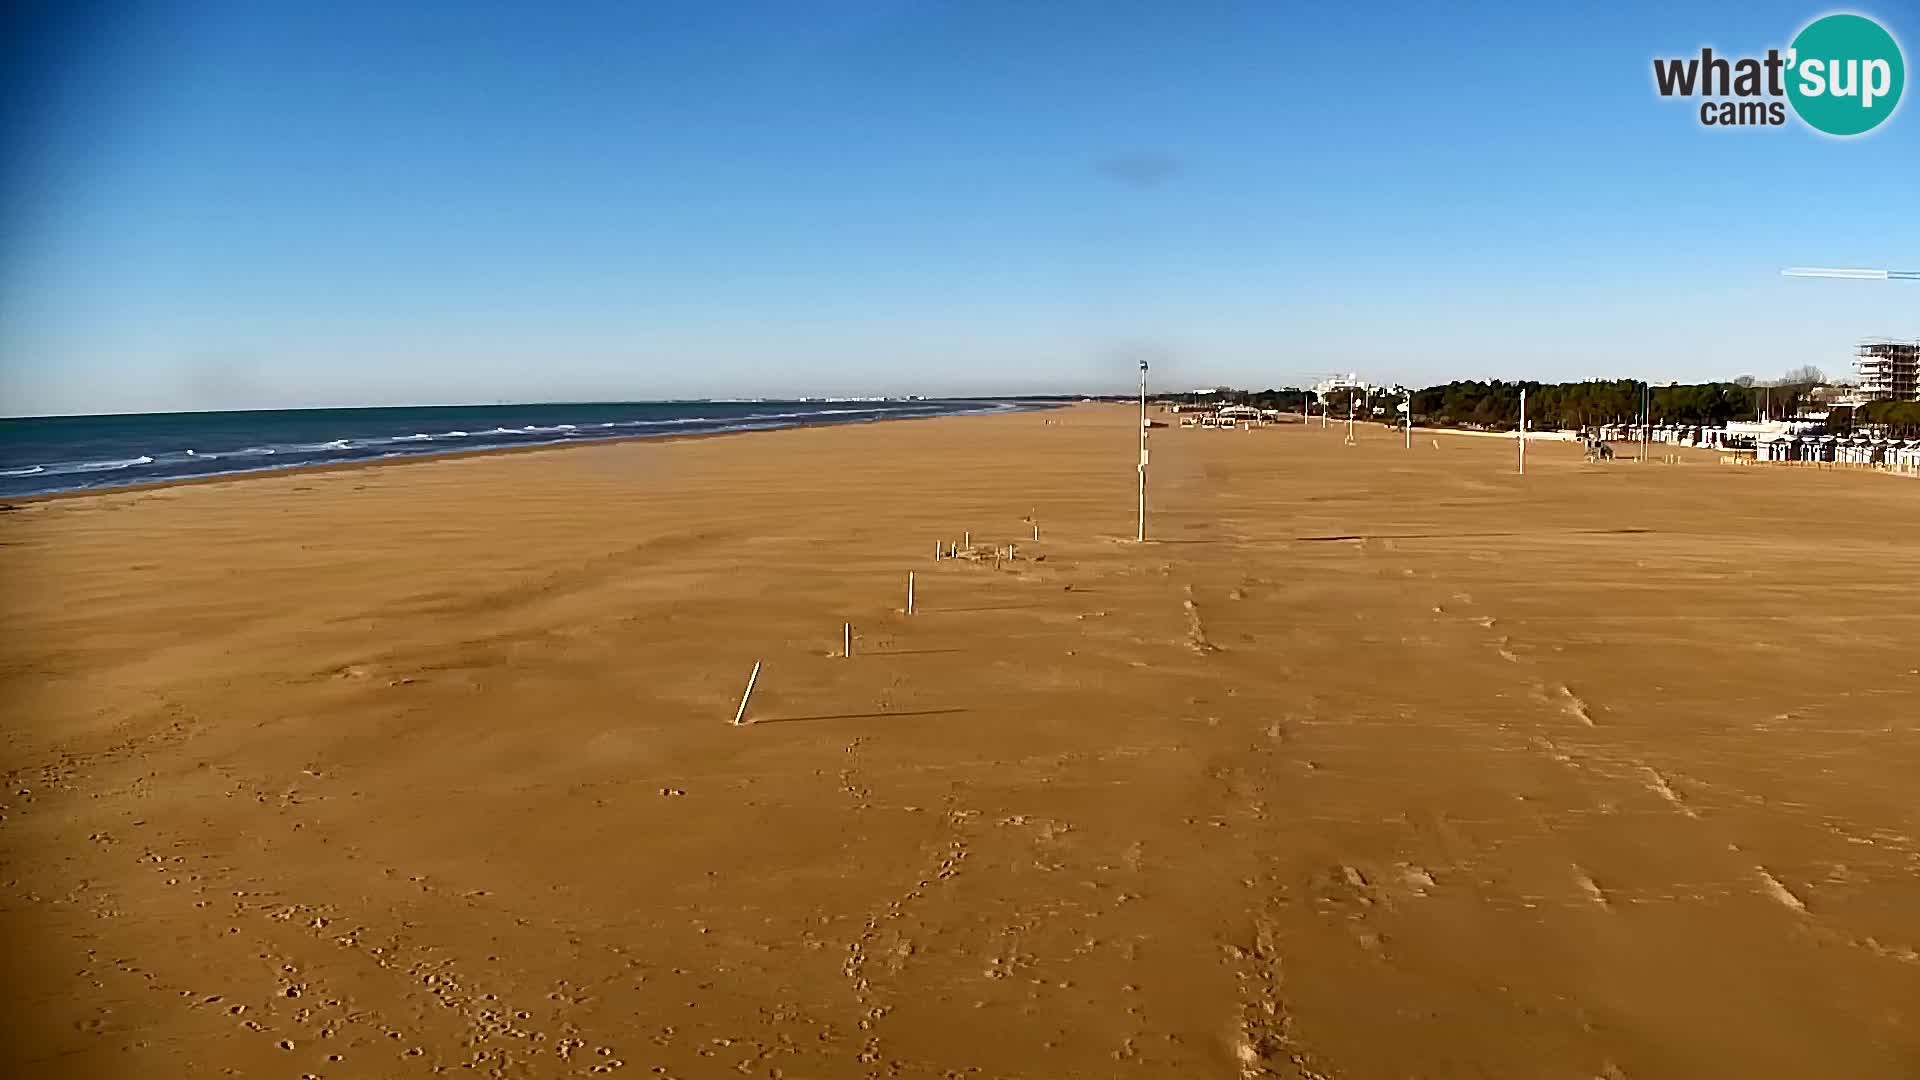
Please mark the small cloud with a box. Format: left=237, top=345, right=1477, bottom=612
left=1096, top=152, right=1179, bottom=188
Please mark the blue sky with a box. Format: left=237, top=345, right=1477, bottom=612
left=2, top=0, right=1915, bottom=414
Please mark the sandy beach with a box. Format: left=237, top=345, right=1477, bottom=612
left=4, top=403, right=1918, bottom=1079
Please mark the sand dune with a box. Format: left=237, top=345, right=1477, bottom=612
left=4, top=404, right=1918, bottom=1078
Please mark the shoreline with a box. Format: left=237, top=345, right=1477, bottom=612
left=1, top=401, right=1053, bottom=507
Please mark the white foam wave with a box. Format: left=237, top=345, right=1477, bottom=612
left=32, top=455, right=157, bottom=477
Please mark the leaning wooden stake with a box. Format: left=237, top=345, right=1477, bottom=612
left=732, top=661, right=762, bottom=726
left=907, top=572, right=915, bottom=614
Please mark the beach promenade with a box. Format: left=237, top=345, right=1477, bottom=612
left=4, top=404, right=1918, bottom=1078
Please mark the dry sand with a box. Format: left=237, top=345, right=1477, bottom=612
left=4, top=404, right=1918, bottom=1079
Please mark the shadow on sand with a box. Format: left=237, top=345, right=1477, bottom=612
left=867, top=648, right=965, bottom=657
left=751, top=707, right=969, bottom=725
left=926, top=604, right=1044, bottom=614
left=1295, top=528, right=1653, bottom=542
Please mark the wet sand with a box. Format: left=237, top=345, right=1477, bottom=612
left=4, top=404, right=1918, bottom=1078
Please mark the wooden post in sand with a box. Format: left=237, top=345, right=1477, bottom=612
left=964, top=530, right=970, bottom=549
left=907, top=572, right=916, bottom=614
left=1032, top=522, right=1038, bottom=541
left=732, top=661, right=761, bottom=726
left=934, top=541, right=941, bottom=561
left=843, top=622, right=851, bottom=658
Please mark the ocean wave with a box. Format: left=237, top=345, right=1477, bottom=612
left=0, top=465, right=45, bottom=476
left=27, top=455, right=158, bottom=477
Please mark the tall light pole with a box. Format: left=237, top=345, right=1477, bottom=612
left=1518, top=387, right=1527, bottom=475
left=1642, top=381, right=1652, bottom=462
left=1137, top=359, right=1148, bottom=543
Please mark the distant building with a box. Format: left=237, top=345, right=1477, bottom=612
left=1857, top=339, right=1919, bottom=401
left=1312, top=372, right=1376, bottom=396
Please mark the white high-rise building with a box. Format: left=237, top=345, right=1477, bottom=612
left=1857, top=339, right=1919, bottom=402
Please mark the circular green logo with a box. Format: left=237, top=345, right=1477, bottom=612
left=1787, top=14, right=1905, bottom=136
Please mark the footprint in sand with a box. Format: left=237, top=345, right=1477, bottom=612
left=1181, top=594, right=1216, bottom=654
left=1639, top=766, right=1696, bottom=818
left=1756, top=868, right=1807, bottom=913
left=1397, top=864, right=1437, bottom=895
left=1572, top=865, right=1609, bottom=909
left=1531, top=682, right=1595, bottom=726
left=1557, top=685, right=1595, bottom=725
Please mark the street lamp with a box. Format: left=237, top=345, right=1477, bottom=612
left=1137, top=359, right=1149, bottom=543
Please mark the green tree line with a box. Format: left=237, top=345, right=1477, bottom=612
left=1168, top=378, right=1841, bottom=432
left=1833, top=400, right=1920, bottom=437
